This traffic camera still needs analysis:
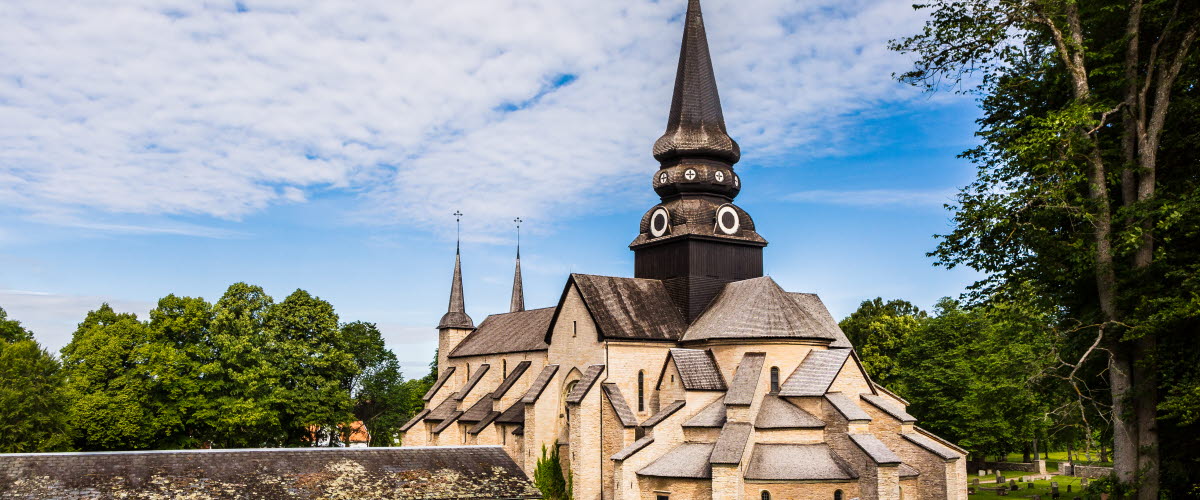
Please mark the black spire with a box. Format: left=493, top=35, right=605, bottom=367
left=509, top=217, right=525, bottom=313
left=439, top=211, right=474, bottom=329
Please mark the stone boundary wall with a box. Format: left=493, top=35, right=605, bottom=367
left=967, top=460, right=1046, bottom=474
left=0, top=446, right=541, bottom=499
left=1062, top=463, right=1114, bottom=479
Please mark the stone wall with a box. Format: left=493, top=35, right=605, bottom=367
left=0, top=446, right=540, bottom=499
left=1061, top=463, right=1114, bottom=479
left=968, top=460, right=1046, bottom=474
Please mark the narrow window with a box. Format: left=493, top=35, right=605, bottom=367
left=657, top=496, right=669, bottom=500
left=770, top=366, right=780, bottom=393
left=638, top=371, right=645, bottom=412
left=466, top=363, right=470, bottom=379
left=761, top=491, right=771, bottom=500
left=502, top=428, right=507, bottom=445
left=573, top=320, right=577, bottom=337
left=503, top=359, right=508, bottom=377
left=834, top=490, right=843, bottom=500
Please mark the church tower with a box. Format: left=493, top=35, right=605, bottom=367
left=437, top=229, right=474, bottom=375
left=630, top=0, right=766, bottom=322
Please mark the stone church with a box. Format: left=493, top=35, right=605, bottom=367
left=400, top=1, right=969, bottom=499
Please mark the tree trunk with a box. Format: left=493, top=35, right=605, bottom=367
left=1111, top=346, right=1138, bottom=482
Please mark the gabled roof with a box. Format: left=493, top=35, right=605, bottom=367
left=637, top=443, right=714, bottom=479
left=662, top=348, right=726, bottom=391
left=451, top=364, right=490, bottom=400
left=917, top=426, right=969, bottom=456
left=849, top=434, right=901, bottom=465
left=431, top=411, right=463, bottom=434
left=612, top=435, right=654, bottom=461
left=902, top=432, right=962, bottom=460
left=874, top=383, right=911, bottom=405
left=601, top=383, right=639, bottom=427
left=399, top=409, right=429, bottom=432
left=755, top=395, right=824, bottom=429
left=424, top=398, right=459, bottom=422
left=491, top=360, right=533, bottom=399
left=422, top=367, right=455, bottom=401
left=683, top=396, right=726, bottom=428
left=566, top=365, right=605, bottom=404
left=725, top=352, right=765, bottom=406
left=641, top=400, right=686, bottom=428
left=683, top=277, right=842, bottom=343
left=899, top=463, right=921, bottom=477
left=520, top=364, right=560, bottom=404
left=824, top=392, right=872, bottom=422
left=459, top=397, right=494, bottom=423
left=710, top=422, right=752, bottom=465
left=495, top=401, right=525, bottom=425
left=779, top=348, right=852, bottom=397
left=450, top=308, right=553, bottom=358
left=787, top=292, right=853, bottom=348
left=745, top=444, right=857, bottom=481
left=468, top=412, right=501, bottom=435
left=549, top=274, right=687, bottom=343
left=862, top=394, right=917, bottom=423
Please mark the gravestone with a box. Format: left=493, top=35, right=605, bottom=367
left=979, top=470, right=987, bottom=477
left=1010, top=480, right=1018, bottom=491
left=1067, top=484, right=1072, bottom=492
left=973, top=478, right=980, bottom=487
left=1081, top=478, right=1089, bottom=490
left=1028, top=482, right=1035, bottom=489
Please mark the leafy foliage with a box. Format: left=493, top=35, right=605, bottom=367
left=0, top=318, right=72, bottom=453
left=533, top=443, right=571, bottom=500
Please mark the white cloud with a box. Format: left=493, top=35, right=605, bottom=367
left=0, top=289, right=154, bottom=353
left=786, top=188, right=957, bottom=208
left=1, top=0, right=935, bottom=236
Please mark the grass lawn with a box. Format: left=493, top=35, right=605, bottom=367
left=1005, top=451, right=1113, bottom=468
left=969, top=475, right=1093, bottom=499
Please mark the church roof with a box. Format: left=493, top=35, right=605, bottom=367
left=555, top=274, right=687, bottom=342
left=652, top=0, right=739, bottom=165
left=787, top=292, right=853, bottom=348
left=849, top=433, right=902, bottom=465
left=495, top=401, right=525, bottom=425
left=724, top=352, right=765, bottom=406
left=682, top=277, right=842, bottom=343
left=665, top=348, right=727, bottom=391
left=641, top=400, right=687, bottom=428
left=566, top=365, right=605, bottom=404
left=778, top=348, right=852, bottom=397
left=601, top=383, right=639, bottom=428
left=399, top=409, right=429, bottom=432
left=490, top=360, right=532, bottom=399
left=824, top=392, right=872, bottom=422
left=683, top=396, right=727, bottom=428
left=612, top=435, right=654, bottom=461
left=862, top=394, right=917, bottom=423
left=459, top=397, right=494, bottom=423
left=520, top=364, right=560, bottom=404
left=421, top=367, right=455, bottom=401
left=754, top=395, right=825, bottom=429
left=744, top=444, right=857, bottom=481
left=709, top=422, right=753, bottom=465
left=449, top=308, right=552, bottom=358
left=450, top=364, right=490, bottom=400
left=424, top=398, right=459, bottom=423
left=431, top=411, right=463, bottom=434
left=637, top=442, right=715, bottom=479
left=902, top=431, right=962, bottom=460
left=468, top=411, right=502, bottom=435
left=438, top=248, right=474, bottom=330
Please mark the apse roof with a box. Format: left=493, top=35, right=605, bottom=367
left=637, top=443, right=714, bottom=479
left=724, top=352, right=765, bottom=406
left=754, top=395, right=825, bottom=429
left=744, top=444, right=857, bottom=481
left=779, top=348, right=852, bottom=397
left=450, top=308, right=553, bottom=358
left=683, top=396, right=727, bottom=428
left=682, top=277, right=842, bottom=343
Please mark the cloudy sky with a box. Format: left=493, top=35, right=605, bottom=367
left=1, top=0, right=981, bottom=376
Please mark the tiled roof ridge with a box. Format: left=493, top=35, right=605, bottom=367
left=451, top=363, right=491, bottom=401
left=566, top=365, right=606, bottom=404
left=724, top=352, right=765, bottom=406
left=861, top=394, right=917, bottom=423
left=520, top=364, right=560, bottom=404
left=611, top=435, right=654, bottom=461
left=491, top=360, right=533, bottom=400
left=601, top=383, right=639, bottom=427
left=641, top=400, right=687, bottom=428
left=422, top=367, right=456, bottom=401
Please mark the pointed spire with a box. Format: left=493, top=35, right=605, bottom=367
left=510, top=217, right=525, bottom=313
left=439, top=211, right=474, bottom=329
left=652, top=0, right=740, bottom=166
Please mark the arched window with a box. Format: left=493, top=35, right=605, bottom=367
left=760, top=491, right=771, bottom=500
left=770, top=366, right=780, bottom=393
left=637, top=371, right=645, bottom=412
left=834, top=490, right=843, bottom=500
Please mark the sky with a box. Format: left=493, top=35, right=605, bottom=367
left=0, top=0, right=984, bottom=377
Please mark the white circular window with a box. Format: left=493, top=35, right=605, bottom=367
left=715, top=171, right=725, bottom=182
left=716, top=205, right=740, bottom=235
left=658, top=171, right=669, bottom=184
left=684, top=168, right=697, bottom=181
left=650, top=207, right=671, bottom=237
left=733, top=174, right=740, bottom=187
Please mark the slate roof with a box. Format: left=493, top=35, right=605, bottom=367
left=438, top=249, right=475, bottom=330
left=744, top=444, right=857, bottom=481
left=491, top=360, right=532, bottom=399
left=899, top=464, right=921, bottom=477
left=637, top=443, right=715, bottom=479
left=520, top=364, right=560, bottom=404
left=824, top=392, right=872, bottom=421
left=665, top=348, right=726, bottom=390
left=495, top=402, right=525, bottom=425
left=451, top=364, right=490, bottom=400
left=641, top=400, right=686, bottom=428
left=561, top=274, right=687, bottom=341
left=424, top=398, right=459, bottom=423
left=468, top=412, right=501, bottom=435
left=0, top=446, right=541, bottom=499
left=612, top=435, right=654, bottom=461
left=862, top=394, right=917, bottom=423
left=422, top=367, right=455, bottom=401
left=683, top=396, right=726, bottom=428
left=874, top=382, right=910, bottom=405
left=431, top=411, right=462, bottom=434
left=725, top=352, right=765, bottom=406
left=459, top=398, right=494, bottom=423
left=754, top=395, right=825, bottom=429
left=399, top=409, right=430, bottom=432
left=601, top=383, right=639, bottom=427
left=450, top=309, right=553, bottom=358
left=682, top=277, right=842, bottom=343
left=917, top=425, right=970, bottom=456
left=904, top=430, right=963, bottom=460
left=566, top=365, right=605, bottom=404
left=709, top=422, right=753, bottom=464
left=849, top=434, right=902, bottom=465
left=788, top=292, right=853, bottom=348
left=779, top=348, right=852, bottom=397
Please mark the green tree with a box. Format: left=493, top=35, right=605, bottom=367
left=202, top=283, right=280, bottom=447
left=341, top=321, right=408, bottom=446
left=0, top=307, right=72, bottom=453
left=892, top=0, right=1199, bottom=495
left=533, top=443, right=571, bottom=500
left=839, top=298, right=926, bottom=387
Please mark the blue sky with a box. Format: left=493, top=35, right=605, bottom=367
left=0, top=0, right=982, bottom=377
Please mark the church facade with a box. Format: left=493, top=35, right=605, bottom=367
left=399, top=1, right=968, bottom=499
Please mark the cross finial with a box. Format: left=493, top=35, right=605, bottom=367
left=453, top=210, right=463, bottom=252
left=514, top=217, right=523, bottom=257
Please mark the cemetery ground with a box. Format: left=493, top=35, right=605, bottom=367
left=969, top=475, right=1088, bottom=499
